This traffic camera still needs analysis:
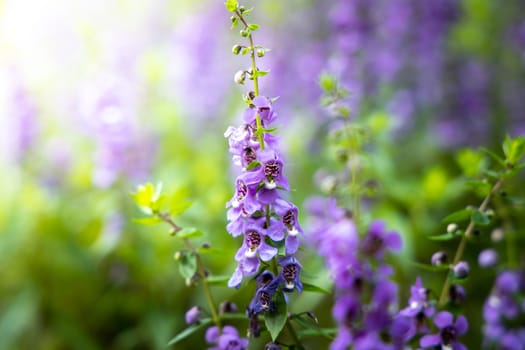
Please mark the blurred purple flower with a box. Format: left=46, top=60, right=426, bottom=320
left=420, top=311, right=468, bottom=350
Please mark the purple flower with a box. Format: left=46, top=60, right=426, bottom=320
left=278, top=256, right=303, bottom=293
left=420, top=311, right=468, bottom=350
left=205, top=326, right=249, bottom=350
left=248, top=271, right=281, bottom=316
left=234, top=227, right=278, bottom=261
left=398, top=277, right=434, bottom=340
left=453, top=261, right=470, bottom=279
left=361, top=220, right=402, bottom=259
left=478, top=249, right=499, bottom=268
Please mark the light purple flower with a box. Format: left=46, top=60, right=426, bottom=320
left=205, top=325, right=249, bottom=350
left=278, top=256, right=303, bottom=293
left=420, top=311, right=468, bottom=350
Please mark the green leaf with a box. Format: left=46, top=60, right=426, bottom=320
left=301, top=282, right=331, bottom=294
left=178, top=252, right=197, bottom=280
left=264, top=291, right=287, bottom=341
left=427, top=233, right=457, bottom=241
left=177, top=227, right=204, bottom=239
left=131, top=182, right=155, bottom=208
left=503, top=135, right=525, bottom=165
left=224, top=0, right=238, bottom=12
left=464, top=180, right=491, bottom=192
left=319, top=73, right=337, bottom=92
left=471, top=210, right=490, bottom=226
left=442, top=208, right=476, bottom=223
left=248, top=23, right=260, bottom=31
left=167, top=318, right=212, bottom=346
left=132, top=217, right=163, bottom=226
left=230, top=16, right=238, bottom=29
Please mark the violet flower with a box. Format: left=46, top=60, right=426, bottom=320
left=205, top=326, right=249, bottom=350
left=420, top=311, right=468, bottom=350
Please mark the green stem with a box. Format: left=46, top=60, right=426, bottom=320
left=235, top=9, right=264, bottom=149
left=157, top=212, right=221, bottom=328
left=438, top=178, right=503, bottom=306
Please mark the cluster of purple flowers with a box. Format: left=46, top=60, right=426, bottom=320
left=225, top=96, right=303, bottom=315
left=482, top=269, right=525, bottom=349
left=307, top=197, right=404, bottom=349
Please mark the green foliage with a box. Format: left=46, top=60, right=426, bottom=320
left=225, top=0, right=238, bottom=12
left=167, top=318, right=212, bottom=346
left=264, top=291, right=288, bottom=341
left=177, top=251, right=197, bottom=280
left=503, top=135, right=525, bottom=166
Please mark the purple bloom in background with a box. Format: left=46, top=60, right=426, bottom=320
left=205, top=326, right=249, bottom=350
left=478, top=249, right=499, bottom=268
left=361, top=220, right=402, bottom=259
left=420, top=311, right=468, bottom=350
left=482, top=269, right=525, bottom=349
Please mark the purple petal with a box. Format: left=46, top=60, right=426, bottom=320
left=258, top=243, right=278, bottom=261
left=386, top=231, right=402, bottom=251
left=434, top=311, right=453, bottom=329
left=205, top=326, right=220, bottom=343
left=228, top=267, right=243, bottom=288
left=420, top=334, right=441, bottom=348
left=455, top=315, right=468, bottom=334
left=285, top=235, right=299, bottom=255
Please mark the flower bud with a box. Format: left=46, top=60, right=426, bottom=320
left=240, top=29, right=249, bottom=37
left=174, top=251, right=182, bottom=260
left=219, top=301, right=238, bottom=314
left=447, top=223, right=458, bottom=234
left=431, top=251, right=448, bottom=266
left=453, top=261, right=470, bottom=279
left=449, top=284, right=466, bottom=305
left=185, top=306, right=201, bottom=325
left=234, top=70, right=246, bottom=85
left=232, top=45, right=242, bottom=55
left=239, top=6, right=246, bottom=13
left=256, top=48, right=265, bottom=57
left=491, top=227, right=504, bottom=242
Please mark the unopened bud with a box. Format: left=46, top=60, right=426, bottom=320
left=219, top=301, right=238, bottom=314
left=485, top=208, right=495, bottom=217
left=491, top=227, right=504, bottom=242
left=431, top=251, right=448, bottom=266
left=447, top=223, right=458, bottom=234
left=256, top=48, right=265, bottom=57
left=201, top=242, right=211, bottom=249
left=185, top=306, right=201, bottom=325
left=232, top=45, right=242, bottom=55
left=264, top=342, right=282, bottom=350
left=174, top=251, right=182, bottom=260
left=453, top=261, right=470, bottom=279
left=449, top=284, right=466, bottom=305
left=240, top=29, right=249, bottom=37
left=234, top=70, right=246, bottom=85
left=239, top=6, right=246, bottom=13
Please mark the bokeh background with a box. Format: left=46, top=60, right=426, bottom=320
left=1, top=0, right=524, bottom=348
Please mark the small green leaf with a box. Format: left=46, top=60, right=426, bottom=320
left=132, top=217, right=163, bottom=226
left=248, top=23, right=260, bottom=31
left=177, top=227, right=204, bottom=239
left=167, top=318, right=212, bottom=346
left=301, top=282, right=331, bottom=294
left=131, top=182, right=155, bottom=208
left=224, top=0, right=238, bottom=12
left=442, top=208, right=476, bottom=223
left=503, top=135, right=525, bottom=165
left=264, top=291, right=287, bottom=341
left=427, top=233, right=457, bottom=241
left=178, top=252, right=197, bottom=280
left=464, top=180, right=491, bottom=192
left=230, top=16, right=239, bottom=29
left=471, top=210, right=490, bottom=226
left=319, top=73, right=337, bottom=92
